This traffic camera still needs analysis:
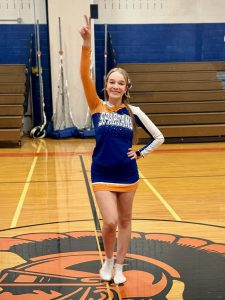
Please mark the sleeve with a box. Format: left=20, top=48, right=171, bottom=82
left=80, top=46, right=102, bottom=113
left=130, top=105, right=165, bottom=156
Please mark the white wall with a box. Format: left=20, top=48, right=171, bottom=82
left=47, top=0, right=91, bottom=129
left=4, top=0, right=225, bottom=25
left=0, top=0, right=46, bottom=24
left=94, top=0, right=225, bottom=24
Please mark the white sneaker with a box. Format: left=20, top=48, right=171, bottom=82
left=99, top=257, right=114, bottom=281
left=114, top=263, right=126, bottom=285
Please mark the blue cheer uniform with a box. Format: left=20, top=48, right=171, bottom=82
left=80, top=46, right=164, bottom=192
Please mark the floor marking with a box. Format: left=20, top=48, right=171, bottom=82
left=0, top=151, right=92, bottom=157
left=167, top=280, right=185, bottom=300
left=1, top=146, right=225, bottom=157
left=139, top=171, right=182, bottom=221
left=10, top=143, right=42, bottom=228
left=79, top=156, right=102, bottom=232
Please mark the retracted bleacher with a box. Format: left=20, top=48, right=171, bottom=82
left=0, top=64, right=26, bottom=146
left=119, top=61, right=225, bottom=143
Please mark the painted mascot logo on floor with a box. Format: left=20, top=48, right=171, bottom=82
left=0, top=231, right=224, bottom=299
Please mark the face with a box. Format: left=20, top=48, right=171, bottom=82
left=105, top=70, right=127, bottom=104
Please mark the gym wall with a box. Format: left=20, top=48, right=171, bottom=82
left=94, top=0, right=225, bottom=96
left=1, top=0, right=225, bottom=129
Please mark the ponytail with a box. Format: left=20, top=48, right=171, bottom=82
left=124, top=101, right=137, bottom=145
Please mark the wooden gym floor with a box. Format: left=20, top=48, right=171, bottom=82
left=0, top=137, right=224, bottom=299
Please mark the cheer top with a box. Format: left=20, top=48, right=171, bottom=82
left=80, top=46, right=164, bottom=192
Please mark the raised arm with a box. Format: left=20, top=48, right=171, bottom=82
left=80, top=15, right=101, bottom=113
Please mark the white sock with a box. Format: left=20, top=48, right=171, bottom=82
left=99, top=257, right=114, bottom=281
left=114, top=263, right=126, bottom=285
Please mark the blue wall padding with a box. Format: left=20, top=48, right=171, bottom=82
left=95, top=23, right=225, bottom=96
left=1, top=22, right=225, bottom=125
left=0, top=24, right=52, bottom=127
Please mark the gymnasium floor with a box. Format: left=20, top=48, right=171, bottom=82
left=0, top=137, right=224, bottom=299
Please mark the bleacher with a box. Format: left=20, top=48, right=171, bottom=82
left=119, top=61, right=225, bottom=142
left=0, top=64, right=26, bottom=146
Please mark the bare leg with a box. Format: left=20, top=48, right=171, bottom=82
left=116, top=191, right=136, bottom=264
left=94, top=190, right=118, bottom=258
left=114, top=191, right=136, bottom=284
left=94, top=190, right=118, bottom=281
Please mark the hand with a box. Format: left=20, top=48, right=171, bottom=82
left=80, top=15, right=91, bottom=43
left=127, top=148, right=138, bottom=160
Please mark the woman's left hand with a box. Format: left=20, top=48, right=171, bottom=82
left=127, top=148, right=138, bottom=160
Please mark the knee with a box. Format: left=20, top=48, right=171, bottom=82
left=103, top=219, right=118, bottom=232
left=118, top=216, right=131, bottom=229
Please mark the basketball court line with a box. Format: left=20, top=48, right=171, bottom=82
left=0, top=218, right=224, bottom=233
left=79, top=156, right=102, bottom=233
left=1, top=173, right=224, bottom=185
left=141, top=174, right=225, bottom=180
left=10, top=143, right=42, bottom=228
left=1, top=145, right=225, bottom=157
left=139, top=171, right=182, bottom=221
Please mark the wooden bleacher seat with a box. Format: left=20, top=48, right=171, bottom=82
left=118, top=61, right=225, bottom=142
left=0, top=64, right=26, bottom=146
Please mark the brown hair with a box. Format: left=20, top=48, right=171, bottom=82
left=104, top=68, right=137, bottom=144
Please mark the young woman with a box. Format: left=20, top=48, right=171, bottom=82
left=80, top=16, right=164, bottom=285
